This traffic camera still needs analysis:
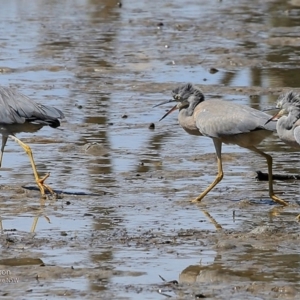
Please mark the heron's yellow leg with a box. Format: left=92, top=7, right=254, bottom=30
left=9, top=135, right=54, bottom=196
left=249, top=146, right=288, bottom=206
left=0, top=136, right=8, bottom=167
left=191, top=156, right=223, bottom=202
left=191, top=139, right=223, bottom=202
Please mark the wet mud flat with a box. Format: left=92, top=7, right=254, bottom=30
left=1, top=150, right=300, bottom=300
left=1, top=0, right=300, bottom=299
left=1, top=194, right=300, bottom=300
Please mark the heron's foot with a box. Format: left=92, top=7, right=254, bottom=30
left=36, top=173, right=56, bottom=198
left=270, top=194, right=288, bottom=206
left=190, top=195, right=205, bottom=203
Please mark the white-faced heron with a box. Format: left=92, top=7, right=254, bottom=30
left=266, top=91, right=300, bottom=149
left=155, top=83, right=288, bottom=206
left=0, top=86, right=64, bottom=197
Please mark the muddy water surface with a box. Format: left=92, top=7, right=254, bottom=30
left=1, top=0, right=300, bottom=299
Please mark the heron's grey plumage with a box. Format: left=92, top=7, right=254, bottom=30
left=155, top=83, right=287, bottom=206
left=0, top=86, right=64, bottom=196
left=0, top=86, right=64, bottom=127
left=274, top=91, right=300, bottom=149
left=173, top=84, right=276, bottom=147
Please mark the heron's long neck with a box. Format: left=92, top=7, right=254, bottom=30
left=280, top=111, right=299, bottom=130
left=277, top=115, right=299, bottom=146
left=178, top=108, right=201, bottom=136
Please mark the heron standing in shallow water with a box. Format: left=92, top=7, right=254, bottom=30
left=155, top=83, right=288, bottom=206
left=0, top=86, right=64, bottom=197
left=266, top=91, right=300, bottom=149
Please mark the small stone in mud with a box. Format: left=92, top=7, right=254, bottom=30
left=195, top=293, right=206, bottom=298
left=271, top=285, right=297, bottom=295
left=75, top=104, right=83, bottom=109
left=163, top=240, right=172, bottom=244
left=164, top=44, right=169, bottom=48
left=148, top=123, right=155, bottom=129
left=216, top=241, right=236, bottom=250
left=250, top=225, right=277, bottom=234
left=166, top=61, right=175, bottom=65
left=121, top=114, right=128, bottom=118
left=157, top=22, right=164, bottom=27
left=66, top=201, right=71, bottom=205
left=6, top=237, right=15, bottom=243
left=209, top=67, right=219, bottom=74
left=81, top=143, right=109, bottom=156
left=117, top=2, right=122, bottom=7
left=84, top=213, right=94, bottom=217
left=61, top=231, right=68, bottom=236
left=203, top=78, right=207, bottom=81
left=0, top=67, right=15, bottom=73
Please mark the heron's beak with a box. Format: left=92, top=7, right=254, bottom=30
left=159, top=104, right=178, bottom=121
left=153, top=99, right=175, bottom=108
left=264, top=109, right=285, bottom=125
left=153, top=98, right=178, bottom=121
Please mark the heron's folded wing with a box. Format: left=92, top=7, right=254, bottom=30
left=195, top=100, right=275, bottom=138
left=0, top=87, right=64, bottom=125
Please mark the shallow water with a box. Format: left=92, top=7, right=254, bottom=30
left=1, top=0, right=300, bottom=299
